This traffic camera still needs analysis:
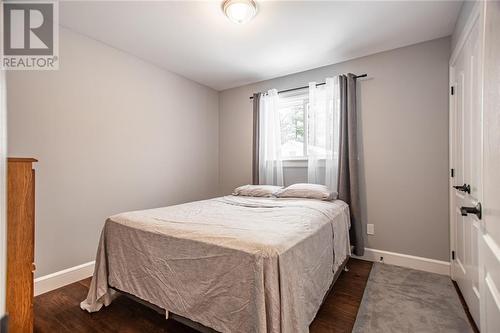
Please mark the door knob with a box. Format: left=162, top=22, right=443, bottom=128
left=453, top=184, right=471, bottom=194
left=460, top=202, right=482, bottom=219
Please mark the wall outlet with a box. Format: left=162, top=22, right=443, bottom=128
left=367, top=224, right=375, bottom=235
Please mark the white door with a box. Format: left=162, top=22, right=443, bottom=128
left=479, top=1, right=500, bottom=332
left=449, top=6, right=482, bottom=327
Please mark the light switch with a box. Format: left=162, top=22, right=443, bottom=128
left=367, top=224, right=375, bottom=235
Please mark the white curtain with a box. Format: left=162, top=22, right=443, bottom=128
left=258, top=89, right=284, bottom=186
left=307, top=77, right=341, bottom=191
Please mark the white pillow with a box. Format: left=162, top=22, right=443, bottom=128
left=232, top=184, right=283, bottom=197
left=276, top=183, right=337, bottom=201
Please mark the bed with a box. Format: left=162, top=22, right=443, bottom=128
left=81, top=195, right=351, bottom=333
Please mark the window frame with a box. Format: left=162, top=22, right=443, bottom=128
left=277, top=85, right=335, bottom=165
left=278, top=88, right=310, bottom=161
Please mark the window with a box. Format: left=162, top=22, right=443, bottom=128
left=279, top=90, right=308, bottom=159
left=258, top=77, right=341, bottom=189
left=278, top=87, right=334, bottom=160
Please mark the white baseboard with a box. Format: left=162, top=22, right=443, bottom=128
left=34, top=261, right=95, bottom=296
left=353, top=248, right=450, bottom=276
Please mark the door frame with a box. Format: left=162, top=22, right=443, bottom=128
left=449, top=55, right=456, bottom=279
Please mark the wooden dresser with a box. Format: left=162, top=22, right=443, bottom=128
left=7, top=158, right=37, bottom=333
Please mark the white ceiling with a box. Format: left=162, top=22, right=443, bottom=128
left=60, top=1, right=462, bottom=91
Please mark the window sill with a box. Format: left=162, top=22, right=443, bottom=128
left=283, top=159, right=307, bottom=168
left=282, top=158, right=330, bottom=168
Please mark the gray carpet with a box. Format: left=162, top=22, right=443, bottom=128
left=352, top=263, right=473, bottom=333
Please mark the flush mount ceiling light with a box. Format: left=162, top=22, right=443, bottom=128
left=222, top=0, right=257, bottom=24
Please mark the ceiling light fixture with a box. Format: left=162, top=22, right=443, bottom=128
left=222, top=0, right=257, bottom=24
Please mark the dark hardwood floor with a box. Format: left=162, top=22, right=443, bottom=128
left=34, top=258, right=373, bottom=333
left=309, top=259, right=372, bottom=332
left=452, top=281, right=480, bottom=333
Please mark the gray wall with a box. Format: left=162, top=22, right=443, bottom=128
left=7, top=28, right=220, bottom=277
left=219, top=37, right=451, bottom=261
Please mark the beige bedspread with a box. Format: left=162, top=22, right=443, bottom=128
left=81, top=196, right=351, bottom=333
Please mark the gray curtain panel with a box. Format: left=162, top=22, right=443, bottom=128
left=252, top=93, right=261, bottom=185
left=338, top=74, right=365, bottom=256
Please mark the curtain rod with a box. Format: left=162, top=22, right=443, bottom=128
left=249, top=74, right=367, bottom=99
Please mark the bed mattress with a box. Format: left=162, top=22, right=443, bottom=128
left=81, top=196, right=351, bottom=333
